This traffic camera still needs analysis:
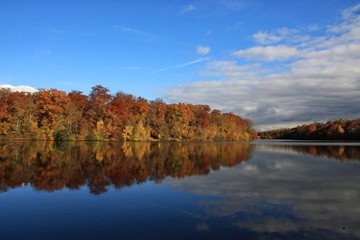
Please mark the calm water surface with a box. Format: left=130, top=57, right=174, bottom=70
left=0, top=141, right=359, bottom=240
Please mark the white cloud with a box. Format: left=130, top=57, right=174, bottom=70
left=0, top=84, right=38, bottom=93
left=164, top=3, right=360, bottom=130
left=253, top=27, right=310, bottom=45
left=199, top=61, right=261, bottom=79
left=180, top=4, right=197, bottom=15
left=152, top=57, right=210, bottom=74
left=196, top=46, right=211, bottom=55
left=233, top=45, right=299, bottom=61
left=253, top=31, right=282, bottom=45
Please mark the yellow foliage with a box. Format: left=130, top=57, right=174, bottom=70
left=337, top=126, right=345, bottom=134
left=122, top=125, right=133, bottom=141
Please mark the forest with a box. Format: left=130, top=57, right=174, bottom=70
left=0, top=85, right=257, bottom=141
left=259, top=119, right=360, bottom=140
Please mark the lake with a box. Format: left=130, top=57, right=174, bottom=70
left=0, top=140, right=359, bottom=240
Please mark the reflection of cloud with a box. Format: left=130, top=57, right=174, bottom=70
left=235, top=217, right=300, bottom=233
left=195, top=223, right=209, bottom=232
left=242, top=164, right=258, bottom=173
left=165, top=145, right=360, bottom=237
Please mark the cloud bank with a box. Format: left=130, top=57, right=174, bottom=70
left=233, top=45, right=299, bottom=61
left=164, top=4, right=360, bottom=130
left=0, top=84, right=38, bottom=93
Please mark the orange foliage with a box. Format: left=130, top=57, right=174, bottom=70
left=0, top=85, right=257, bottom=141
left=259, top=119, right=360, bottom=140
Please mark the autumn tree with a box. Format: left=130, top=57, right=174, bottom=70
left=34, top=89, right=72, bottom=139
left=1, top=85, right=258, bottom=141
left=68, top=90, right=89, bottom=137
left=259, top=119, right=360, bottom=140
left=85, top=85, right=112, bottom=140
left=0, top=89, right=13, bottom=136
left=148, top=98, right=168, bottom=139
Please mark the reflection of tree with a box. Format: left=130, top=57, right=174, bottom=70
left=172, top=146, right=360, bottom=238
left=260, top=144, right=360, bottom=161
left=0, top=141, right=254, bottom=195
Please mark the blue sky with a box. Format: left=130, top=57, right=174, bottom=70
left=1, top=0, right=360, bottom=130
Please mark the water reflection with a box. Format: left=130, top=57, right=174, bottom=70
left=257, top=143, right=360, bottom=161
left=0, top=141, right=360, bottom=239
left=0, top=141, right=253, bottom=194
left=166, top=144, right=360, bottom=239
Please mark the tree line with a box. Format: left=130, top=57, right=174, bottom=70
left=0, top=85, right=257, bottom=141
left=259, top=119, right=360, bottom=140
